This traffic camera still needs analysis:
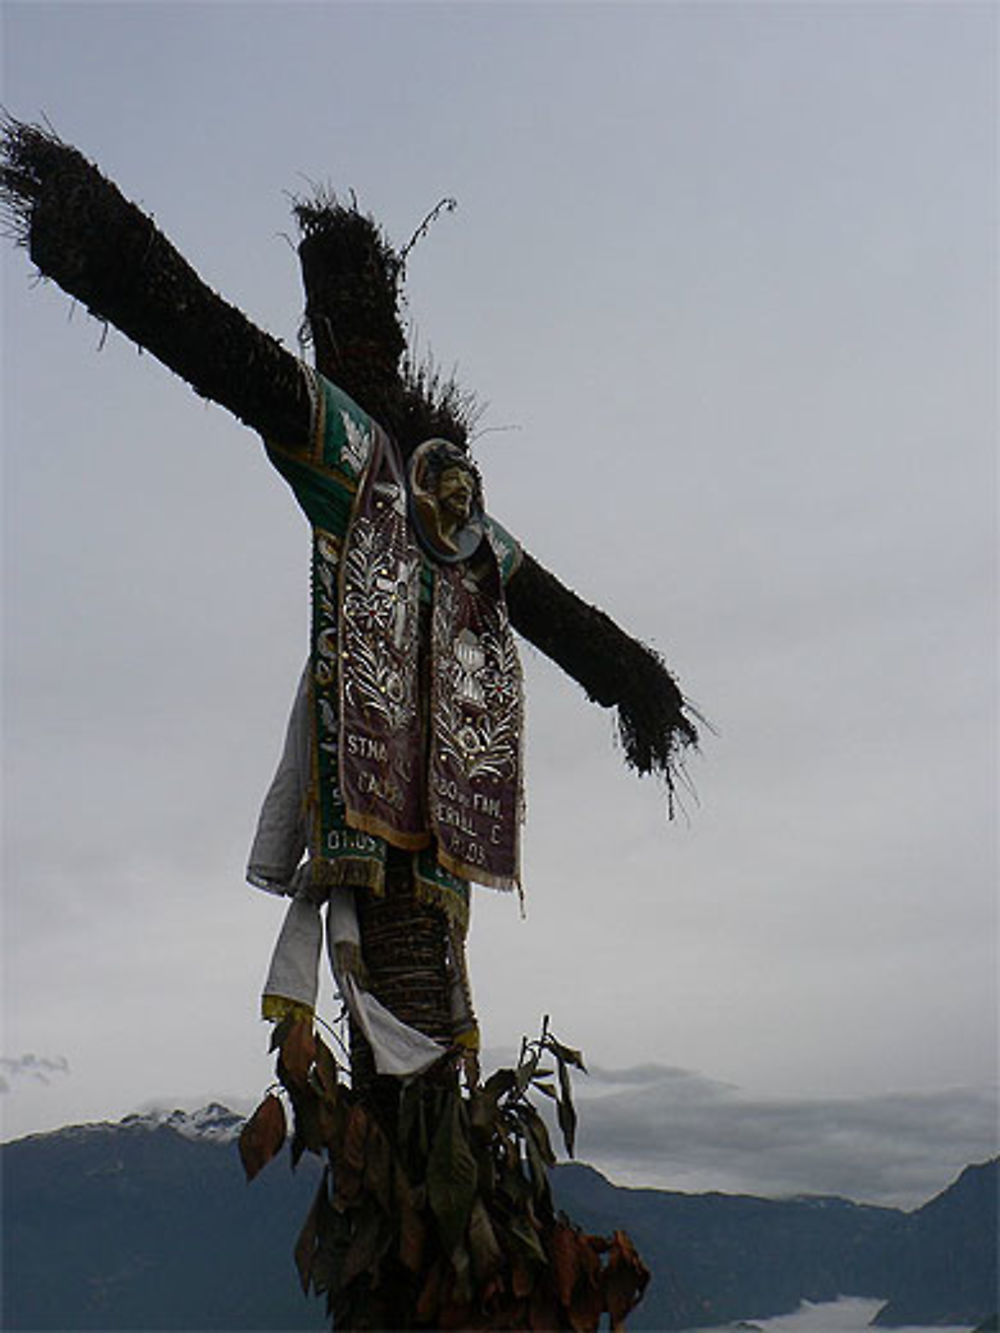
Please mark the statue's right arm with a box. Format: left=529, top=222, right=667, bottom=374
left=1, top=120, right=312, bottom=448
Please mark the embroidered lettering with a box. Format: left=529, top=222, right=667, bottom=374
left=347, top=733, right=389, bottom=763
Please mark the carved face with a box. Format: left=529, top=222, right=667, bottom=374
left=436, top=465, right=475, bottom=526
left=408, top=438, right=485, bottom=564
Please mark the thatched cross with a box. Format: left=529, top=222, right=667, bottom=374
left=3, top=118, right=692, bottom=1329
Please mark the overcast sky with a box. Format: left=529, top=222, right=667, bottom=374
left=2, top=2, right=996, bottom=1210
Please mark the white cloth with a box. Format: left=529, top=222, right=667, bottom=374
left=263, top=883, right=446, bottom=1079
left=253, top=667, right=473, bottom=1078
left=247, top=666, right=310, bottom=896
left=261, top=892, right=322, bottom=1009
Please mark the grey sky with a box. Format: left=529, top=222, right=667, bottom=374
left=2, top=2, right=996, bottom=1206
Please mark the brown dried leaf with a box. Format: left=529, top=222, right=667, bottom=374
left=549, top=1221, right=581, bottom=1309
left=343, top=1102, right=369, bottom=1173
left=528, top=1278, right=561, bottom=1331
left=339, top=1199, right=389, bottom=1291
left=510, top=1254, right=534, bottom=1300
left=238, top=1094, right=286, bottom=1182
left=294, top=1171, right=326, bottom=1295
left=602, top=1229, right=650, bottom=1331
left=416, top=1258, right=444, bottom=1323
left=363, top=1118, right=392, bottom=1215
left=313, top=1033, right=340, bottom=1100
left=566, top=1235, right=604, bottom=1333
left=395, top=1165, right=426, bottom=1274
left=281, top=1019, right=316, bottom=1089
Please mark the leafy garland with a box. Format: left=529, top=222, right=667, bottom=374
left=241, top=1018, right=649, bottom=1330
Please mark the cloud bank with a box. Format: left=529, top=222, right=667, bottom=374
left=566, top=1064, right=997, bottom=1209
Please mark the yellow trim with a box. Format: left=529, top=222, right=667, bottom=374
left=261, top=994, right=315, bottom=1024
left=453, top=1025, right=480, bottom=1052
left=345, top=807, right=432, bottom=853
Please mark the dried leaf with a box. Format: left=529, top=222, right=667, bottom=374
left=238, top=1094, right=286, bottom=1181
left=268, top=1012, right=295, bottom=1054
left=510, top=1253, right=534, bottom=1299
left=294, top=1170, right=327, bottom=1294
left=363, top=1118, right=392, bottom=1216
left=280, top=1019, right=316, bottom=1089
left=339, top=1198, right=390, bottom=1291
left=395, top=1164, right=426, bottom=1274
left=602, top=1229, right=650, bottom=1330
left=333, top=1102, right=369, bottom=1205
left=416, top=1258, right=443, bottom=1323
left=286, top=1081, right=329, bottom=1167
left=313, top=1033, right=339, bottom=1100
left=550, top=1221, right=581, bottom=1308
left=343, top=1102, right=369, bottom=1173
left=528, top=1278, right=561, bottom=1330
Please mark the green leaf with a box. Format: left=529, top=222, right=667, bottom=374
left=426, top=1090, right=478, bottom=1254
left=531, top=1080, right=559, bottom=1100
left=466, top=1198, right=503, bottom=1282
left=482, top=1067, right=517, bottom=1102
left=505, top=1212, right=547, bottom=1267
left=549, top=1038, right=587, bottom=1073
left=516, top=1048, right=541, bottom=1095
left=556, top=1059, right=578, bottom=1158
left=524, top=1125, right=553, bottom=1213
left=523, top=1105, right=557, bottom=1168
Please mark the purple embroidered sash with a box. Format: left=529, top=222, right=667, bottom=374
left=338, top=438, right=522, bottom=889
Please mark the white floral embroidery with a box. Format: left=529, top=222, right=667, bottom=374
left=339, top=410, right=374, bottom=477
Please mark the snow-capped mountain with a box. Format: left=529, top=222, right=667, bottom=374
left=118, top=1101, right=245, bottom=1143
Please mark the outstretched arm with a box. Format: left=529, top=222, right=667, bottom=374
left=505, top=552, right=697, bottom=802
left=1, top=118, right=311, bottom=447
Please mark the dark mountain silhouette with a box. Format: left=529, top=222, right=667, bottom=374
left=2, top=1107, right=995, bottom=1330
left=554, top=1160, right=997, bottom=1330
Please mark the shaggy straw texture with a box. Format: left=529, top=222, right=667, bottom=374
left=1, top=117, right=698, bottom=803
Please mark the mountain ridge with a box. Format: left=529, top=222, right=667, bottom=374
left=2, top=1106, right=996, bottom=1330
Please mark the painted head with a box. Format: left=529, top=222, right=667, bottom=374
left=408, top=439, right=485, bottom=563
